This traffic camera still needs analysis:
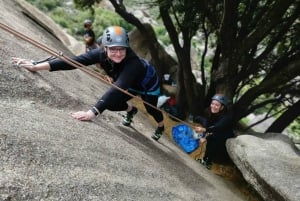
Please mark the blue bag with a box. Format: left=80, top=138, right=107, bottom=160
left=172, top=124, right=199, bottom=153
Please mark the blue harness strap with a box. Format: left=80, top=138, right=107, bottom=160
left=139, top=58, right=159, bottom=92
left=128, top=87, right=161, bottom=96
left=128, top=58, right=160, bottom=96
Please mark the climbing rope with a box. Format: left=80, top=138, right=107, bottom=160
left=0, top=22, right=196, bottom=128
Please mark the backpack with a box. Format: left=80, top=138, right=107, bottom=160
left=139, top=58, right=159, bottom=91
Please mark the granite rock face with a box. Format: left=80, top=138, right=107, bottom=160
left=0, top=1, right=246, bottom=201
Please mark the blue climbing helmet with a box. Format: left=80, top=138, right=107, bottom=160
left=212, top=94, right=229, bottom=106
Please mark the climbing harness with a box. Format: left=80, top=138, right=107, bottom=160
left=139, top=58, right=159, bottom=92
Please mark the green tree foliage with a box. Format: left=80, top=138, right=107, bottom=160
left=73, top=0, right=101, bottom=10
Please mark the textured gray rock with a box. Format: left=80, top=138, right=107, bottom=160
left=227, top=134, right=300, bottom=201
left=0, top=0, right=247, bottom=200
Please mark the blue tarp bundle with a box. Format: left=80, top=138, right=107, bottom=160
left=172, top=124, right=199, bottom=153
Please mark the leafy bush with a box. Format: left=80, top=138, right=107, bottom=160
left=92, top=8, right=133, bottom=39
left=154, top=26, right=170, bottom=45
left=26, top=0, right=62, bottom=12
left=26, top=0, right=133, bottom=41
left=287, top=118, right=300, bottom=137
left=49, top=8, right=69, bottom=28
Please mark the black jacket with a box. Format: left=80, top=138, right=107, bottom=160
left=49, top=47, right=156, bottom=113
left=194, top=109, right=234, bottom=141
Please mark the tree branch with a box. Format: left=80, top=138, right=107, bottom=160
left=241, top=0, right=295, bottom=52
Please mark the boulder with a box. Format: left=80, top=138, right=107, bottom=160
left=226, top=133, right=300, bottom=201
